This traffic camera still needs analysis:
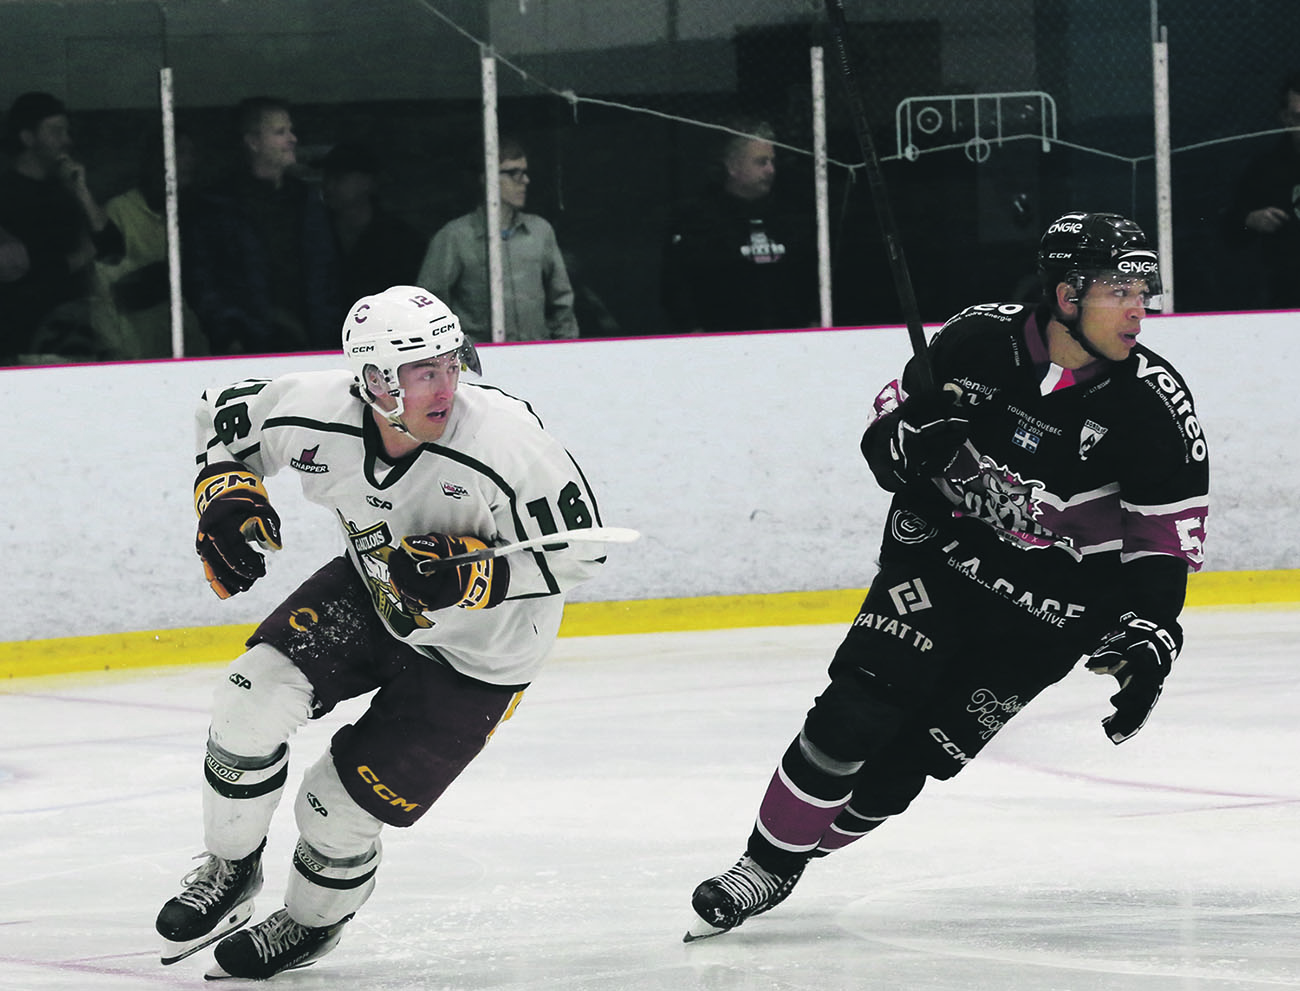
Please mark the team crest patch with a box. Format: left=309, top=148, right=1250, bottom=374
left=441, top=481, right=470, bottom=499
left=1079, top=419, right=1108, bottom=460
left=954, top=457, right=1062, bottom=551
left=348, top=521, right=393, bottom=554
left=291, top=445, right=329, bottom=473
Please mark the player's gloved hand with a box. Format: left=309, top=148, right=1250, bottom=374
left=193, top=462, right=282, bottom=599
left=888, top=385, right=970, bottom=482
left=387, top=533, right=510, bottom=613
left=1085, top=612, right=1181, bottom=744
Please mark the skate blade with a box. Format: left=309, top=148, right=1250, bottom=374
left=204, top=958, right=320, bottom=981
left=159, top=900, right=256, bottom=965
left=682, top=916, right=729, bottom=943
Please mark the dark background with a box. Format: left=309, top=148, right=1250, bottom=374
left=3, top=0, right=1296, bottom=340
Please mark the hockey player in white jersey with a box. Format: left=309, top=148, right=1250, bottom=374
left=155, top=286, right=611, bottom=979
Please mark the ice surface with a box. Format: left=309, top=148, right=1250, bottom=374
left=2, top=606, right=1298, bottom=989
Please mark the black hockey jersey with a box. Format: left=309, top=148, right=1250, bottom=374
left=863, top=301, right=1209, bottom=625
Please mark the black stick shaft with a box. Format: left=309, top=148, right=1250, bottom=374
left=822, top=0, right=935, bottom=395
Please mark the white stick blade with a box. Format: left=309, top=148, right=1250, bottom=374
left=572, top=526, right=640, bottom=543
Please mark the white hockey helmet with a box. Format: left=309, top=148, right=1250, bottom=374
left=342, top=286, right=481, bottom=429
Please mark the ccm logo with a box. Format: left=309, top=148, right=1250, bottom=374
left=356, top=765, right=420, bottom=813
left=929, top=727, right=971, bottom=765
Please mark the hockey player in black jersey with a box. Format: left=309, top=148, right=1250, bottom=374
left=685, top=212, right=1210, bottom=941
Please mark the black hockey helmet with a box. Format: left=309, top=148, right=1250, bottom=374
left=1037, top=211, right=1163, bottom=305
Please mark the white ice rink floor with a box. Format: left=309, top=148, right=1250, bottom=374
left=2, top=606, right=1299, bottom=990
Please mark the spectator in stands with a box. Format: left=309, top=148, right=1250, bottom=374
left=95, top=127, right=209, bottom=359
left=320, top=139, right=426, bottom=305
left=0, top=91, right=124, bottom=364
left=1223, top=68, right=1300, bottom=308
left=661, top=118, right=818, bottom=333
left=416, top=135, right=578, bottom=343
left=184, top=96, right=340, bottom=354
left=0, top=222, right=28, bottom=284
left=563, top=248, right=621, bottom=338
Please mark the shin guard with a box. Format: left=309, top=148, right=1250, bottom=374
left=202, top=739, right=288, bottom=860
left=286, top=838, right=380, bottom=928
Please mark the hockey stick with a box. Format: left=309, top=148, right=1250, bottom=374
left=414, top=526, right=641, bottom=573
left=821, top=0, right=936, bottom=396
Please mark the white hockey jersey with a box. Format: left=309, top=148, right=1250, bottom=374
left=195, top=369, right=608, bottom=685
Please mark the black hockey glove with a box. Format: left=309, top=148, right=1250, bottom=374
left=1085, top=612, right=1181, bottom=745
left=387, top=533, right=510, bottom=613
left=886, top=387, right=970, bottom=484
left=193, top=462, right=282, bottom=600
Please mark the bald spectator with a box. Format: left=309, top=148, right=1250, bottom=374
left=662, top=118, right=817, bottom=333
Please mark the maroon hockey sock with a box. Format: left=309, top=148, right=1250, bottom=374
left=749, top=762, right=852, bottom=871
left=815, top=802, right=889, bottom=855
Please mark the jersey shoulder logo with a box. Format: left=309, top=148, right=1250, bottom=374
left=291, top=445, right=330, bottom=474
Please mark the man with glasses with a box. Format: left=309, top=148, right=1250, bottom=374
left=417, top=136, right=578, bottom=343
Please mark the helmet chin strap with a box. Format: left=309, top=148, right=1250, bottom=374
left=361, top=383, right=412, bottom=434
left=1052, top=280, right=1109, bottom=363
left=1064, top=311, right=1109, bottom=362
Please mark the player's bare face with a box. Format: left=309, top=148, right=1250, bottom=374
left=395, top=354, right=460, bottom=443
left=1078, top=276, right=1148, bottom=362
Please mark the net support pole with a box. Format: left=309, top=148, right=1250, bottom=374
left=481, top=48, right=505, bottom=342
left=159, top=67, right=183, bottom=357
left=811, top=45, right=832, bottom=328
left=1152, top=10, right=1174, bottom=312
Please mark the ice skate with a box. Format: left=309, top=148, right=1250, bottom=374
left=205, top=908, right=351, bottom=980
left=683, top=854, right=805, bottom=942
left=156, top=840, right=265, bottom=964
